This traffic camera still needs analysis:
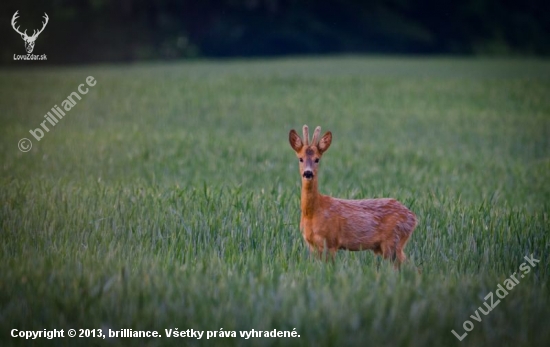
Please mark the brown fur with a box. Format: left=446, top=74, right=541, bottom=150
left=289, top=125, right=417, bottom=267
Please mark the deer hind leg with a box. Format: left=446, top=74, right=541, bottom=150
left=395, top=221, right=414, bottom=265
left=381, top=236, right=406, bottom=269
left=396, top=234, right=410, bottom=264
left=380, top=241, right=397, bottom=263
left=397, top=211, right=417, bottom=265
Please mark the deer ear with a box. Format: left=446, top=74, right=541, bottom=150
left=289, top=129, right=303, bottom=152
left=318, top=131, right=332, bottom=154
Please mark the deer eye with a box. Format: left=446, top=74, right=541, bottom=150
left=299, top=158, right=303, bottom=162
left=314, top=158, right=320, bottom=163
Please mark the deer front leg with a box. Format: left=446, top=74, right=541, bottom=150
left=308, top=239, right=336, bottom=263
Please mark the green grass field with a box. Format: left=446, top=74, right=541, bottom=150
left=1, top=56, right=549, bottom=347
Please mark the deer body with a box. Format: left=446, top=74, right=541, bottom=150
left=290, top=125, right=416, bottom=266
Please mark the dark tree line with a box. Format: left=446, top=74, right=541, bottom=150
left=2, top=0, right=549, bottom=64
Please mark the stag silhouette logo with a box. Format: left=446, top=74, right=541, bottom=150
left=11, top=11, right=49, bottom=54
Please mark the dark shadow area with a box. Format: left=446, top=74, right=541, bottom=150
left=2, top=0, right=549, bottom=65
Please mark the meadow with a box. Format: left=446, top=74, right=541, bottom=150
left=0, top=56, right=549, bottom=347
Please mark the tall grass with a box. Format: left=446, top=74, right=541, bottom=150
left=1, top=57, right=549, bottom=347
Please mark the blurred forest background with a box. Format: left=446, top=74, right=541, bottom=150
left=2, top=0, right=549, bottom=64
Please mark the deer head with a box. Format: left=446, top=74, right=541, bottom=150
left=11, top=11, right=49, bottom=54
left=289, top=125, right=332, bottom=181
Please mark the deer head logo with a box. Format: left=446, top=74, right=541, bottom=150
left=11, top=11, right=49, bottom=54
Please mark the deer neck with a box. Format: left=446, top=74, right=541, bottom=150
left=301, top=177, right=320, bottom=217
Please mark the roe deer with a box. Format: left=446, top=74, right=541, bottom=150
left=289, top=125, right=417, bottom=267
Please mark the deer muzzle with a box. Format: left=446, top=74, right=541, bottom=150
left=303, top=170, right=314, bottom=180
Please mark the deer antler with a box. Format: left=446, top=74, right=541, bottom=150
left=30, top=13, right=49, bottom=39
left=11, top=11, right=48, bottom=40
left=302, top=125, right=310, bottom=146
left=311, top=126, right=322, bottom=146
left=11, top=11, right=27, bottom=38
